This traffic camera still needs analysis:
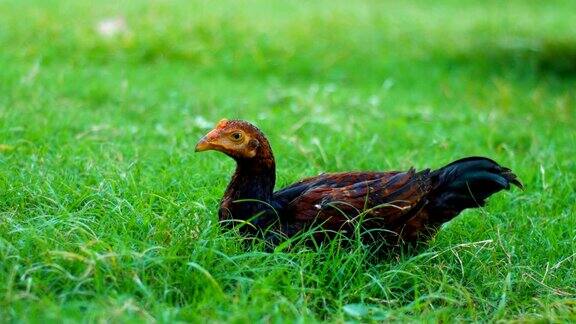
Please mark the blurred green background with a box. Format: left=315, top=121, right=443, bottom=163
left=0, top=0, right=575, bottom=322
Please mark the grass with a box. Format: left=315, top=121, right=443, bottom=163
left=1, top=0, right=575, bottom=322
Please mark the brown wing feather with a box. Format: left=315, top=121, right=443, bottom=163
left=281, top=169, right=433, bottom=238
left=273, top=171, right=401, bottom=206
left=285, top=171, right=400, bottom=188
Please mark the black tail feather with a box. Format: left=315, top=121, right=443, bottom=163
left=428, top=157, right=522, bottom=222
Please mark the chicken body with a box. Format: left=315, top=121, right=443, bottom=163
left=196, top=119, right=522, bottom=248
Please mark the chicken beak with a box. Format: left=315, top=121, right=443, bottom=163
left=194, top=136, right=212, bottom=152
left=195, top=129, right=220, bottom=152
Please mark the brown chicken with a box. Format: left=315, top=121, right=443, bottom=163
left=195, top=119, right=522, bottom=248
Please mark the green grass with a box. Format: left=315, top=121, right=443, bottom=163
left=1, top=0, right=575, bottom=322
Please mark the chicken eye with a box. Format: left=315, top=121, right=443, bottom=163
left=230, top=132, right=243, bottom=141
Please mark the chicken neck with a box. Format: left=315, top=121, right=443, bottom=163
left=219, top=141, right=277, bottom=230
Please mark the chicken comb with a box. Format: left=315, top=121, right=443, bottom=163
left=216, top=118, right=229, bottom=129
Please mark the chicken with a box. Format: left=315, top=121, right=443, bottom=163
left=195, top=119, right=522, bottom=248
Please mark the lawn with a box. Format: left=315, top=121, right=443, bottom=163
left=1, top=0, right=575, bottom=322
